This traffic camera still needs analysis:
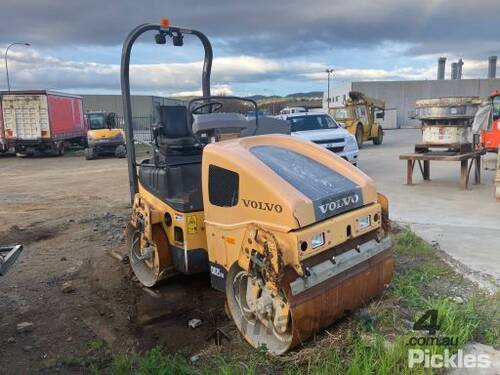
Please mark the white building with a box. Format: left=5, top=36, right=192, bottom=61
left=322, top=81, right=351, bottom=109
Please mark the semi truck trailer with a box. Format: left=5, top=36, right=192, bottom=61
left=0, top=91, right=86, bottom=156
left=0, top=104, right=7, bottom=153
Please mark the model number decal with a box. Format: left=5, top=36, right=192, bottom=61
left=186, top=215, right=197, bottom=234
left=242, top=199, right=283, bottom=213
left=211, top=265, right=225, bottom=279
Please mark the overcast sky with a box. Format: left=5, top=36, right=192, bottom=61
left=0, top=0, right=498, bottom=96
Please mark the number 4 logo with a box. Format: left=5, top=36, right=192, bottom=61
left=413, top=309, right=441, bottom=335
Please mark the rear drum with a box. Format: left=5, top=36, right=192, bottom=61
left=127, top=225, right=161, bottom=287
left=226, top=265, right=293, bottom=354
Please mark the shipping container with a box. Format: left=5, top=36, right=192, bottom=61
left=0, top=90, right=87, bottom=156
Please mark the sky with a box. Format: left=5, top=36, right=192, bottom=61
left=0, top=0, right=498, bottom=97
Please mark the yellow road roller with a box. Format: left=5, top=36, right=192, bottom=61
left=120, top=20, right=393, bottom=354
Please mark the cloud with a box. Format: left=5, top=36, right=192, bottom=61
left=0, top=0, right=498, bottom=58
left=0, top=48, right=494, bottom=94
left=172, top=84, right=233, bottom=97
left=0, top=48, right=325, bottom=93
left=303, top=67, right=435, bottom=82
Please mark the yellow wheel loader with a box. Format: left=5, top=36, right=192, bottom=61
left=84, top=111, right=126, bottom=160
left=330, top=91, right=385, bottom=148
left=120, top=20, right=393, bottom=354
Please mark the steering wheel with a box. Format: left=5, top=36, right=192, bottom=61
left=191, top=101, right=223, bottom=114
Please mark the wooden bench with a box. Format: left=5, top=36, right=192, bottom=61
left=399, top=149, right=486, bottom=190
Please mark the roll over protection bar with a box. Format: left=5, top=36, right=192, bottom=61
left=120, top=23, right=213, bottom=203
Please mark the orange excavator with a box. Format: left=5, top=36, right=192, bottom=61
left=474, top=91, right=500, bottom=200
left=481, top=91, right=500, bottom=152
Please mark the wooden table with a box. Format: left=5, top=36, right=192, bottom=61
left=399, top=149, right=486, bottom=190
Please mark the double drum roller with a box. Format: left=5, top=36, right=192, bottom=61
left=121, top=20, right=393, bottom=354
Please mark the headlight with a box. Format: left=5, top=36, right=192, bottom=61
left=357, top=215, right=371, bottom=231
left=311, top=233, right=325, bottom=249
left=345, top=135, right=358, bottom=150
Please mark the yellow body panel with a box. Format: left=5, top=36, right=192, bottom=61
left=131, top=134, right=388, bottom=284
left=201, top=134, right=382, bottom=276
left=137, top=183, right=207, bottom=252
left=292, top=202, right=381, bottom=260
left=206, top=201, right=382, bottom=276
left=87, top=128, right=124, bottom=141
left=202, top=134, right=377, bottom=230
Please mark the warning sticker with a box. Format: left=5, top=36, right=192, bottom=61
left=187, top=215, right=197, bottom=234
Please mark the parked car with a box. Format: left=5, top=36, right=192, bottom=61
left=280, top=112, right=359, bottom=165
left=279, top=106, right=307, bottom=115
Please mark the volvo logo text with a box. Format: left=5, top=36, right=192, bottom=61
left=242, top=199, right=283, bottom=213
left=319, top=194, right=360, bottom=214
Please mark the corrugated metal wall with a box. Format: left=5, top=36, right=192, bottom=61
left=352, top=78, right=500, bottom=128
left=82, top=95, right=185, bottom=119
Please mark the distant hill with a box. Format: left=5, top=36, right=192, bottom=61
left=286, top=91, right=323, bottom=98
left=245, top=95, right=268, bottom=100
left=245, top=91, right=323, bottom=100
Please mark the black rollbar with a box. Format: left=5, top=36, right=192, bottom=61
left=120, top=23, right=213, bottom=203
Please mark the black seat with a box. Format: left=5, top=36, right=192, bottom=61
left=142, top=105, right=203, bottom=211
left=155, top=105, right=199, bottom=152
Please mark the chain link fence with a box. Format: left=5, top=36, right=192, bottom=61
left=116, top=115, right=154, bottom=144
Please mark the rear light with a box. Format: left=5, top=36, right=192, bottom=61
left=311, top=233, right=325, bottom=249
left=41, top=130, right=48, bottom=137
left=6, top=129, right=13, bottom=136
left=357, top=215, right=371, bottom=231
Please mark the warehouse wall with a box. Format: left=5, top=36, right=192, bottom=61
left=83, top=95, right=149, bottom=117
left=352, top=78, right=500, bottom=128
left=82, top=95, right=185, bottom=120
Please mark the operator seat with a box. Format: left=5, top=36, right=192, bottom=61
left=155, top=105, right=200, bottom=155
left=141, top=104, right=203, bottom=212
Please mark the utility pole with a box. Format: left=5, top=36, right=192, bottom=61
left=262, top=88, right=276, bottom=115
left=4, top=42, right=31, bottom=91
left=325, top=68, right=334, bottom=110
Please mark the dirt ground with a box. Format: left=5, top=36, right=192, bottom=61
left=2, top=149, right=497, bottom=374
left=0, top=152, right=239, bottom=373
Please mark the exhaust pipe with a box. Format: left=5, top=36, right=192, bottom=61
left=451, top=63, right=458, bottom=80
left=437, top=57, right=446, bottom=80
left=488, top=56, right=497, bottom=79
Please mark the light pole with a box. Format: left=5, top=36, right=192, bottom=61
left=325, top=68, right=333, bottom=110
left=262, top=88, right=277, bottom=114
left=4, top=42, right=31, bottom=91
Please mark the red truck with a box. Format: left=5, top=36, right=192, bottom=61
left=0, top=90, right=87, bottom=156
